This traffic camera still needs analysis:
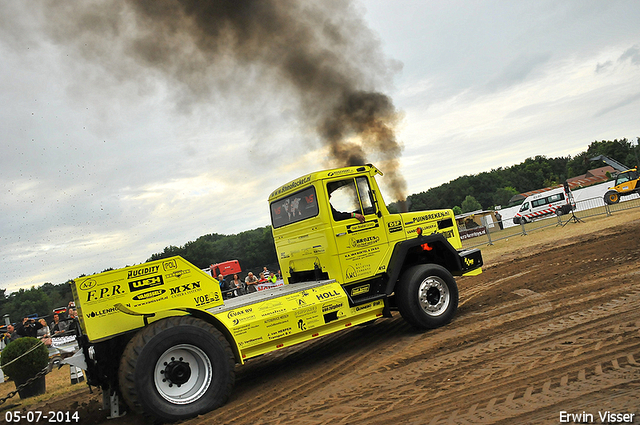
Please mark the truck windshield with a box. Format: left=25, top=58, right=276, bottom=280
left=270, top=186, right=319, bottom=228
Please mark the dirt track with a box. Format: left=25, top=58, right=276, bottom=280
left=13, top=217, right=640, bottom=424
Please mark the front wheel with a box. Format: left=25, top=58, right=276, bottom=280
left=118, top=316, right=235, bottom=422
left=396, top=264, right=459, bottom=330
left=604, top=190, right=620, bottom=205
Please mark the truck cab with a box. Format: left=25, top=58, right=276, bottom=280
left=269, top=164, right=482, bottom=309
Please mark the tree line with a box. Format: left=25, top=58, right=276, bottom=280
left=2, top=138, right=637, bottom=321
left=396, top=138, right=639, bottom=213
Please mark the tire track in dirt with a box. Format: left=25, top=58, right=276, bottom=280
left=264, top=283, right=640, bottom=424
left=191, top=317, right=410, bottom=424
left=194, top=228, right=640, bottom=424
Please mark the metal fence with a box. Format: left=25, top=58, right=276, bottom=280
left=460, top=194, right=640, bottom=250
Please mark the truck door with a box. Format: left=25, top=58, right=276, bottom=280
left=327, top=176, right=389, bottom=284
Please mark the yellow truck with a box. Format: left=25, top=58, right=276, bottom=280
left=71, top=164, right=483, bottom=422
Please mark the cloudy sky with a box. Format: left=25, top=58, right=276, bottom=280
left=1, top=0, right=639, bottom=293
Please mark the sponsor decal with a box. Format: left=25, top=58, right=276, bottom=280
left=228, top=307, right=254, bottom=319
left=258, top=301, right=284, bottom=311
left=327, top=169, right=353, bottom=177
left=194, top=293, right=217, bottom=307
left=169, top=281, right=201, bottom=296
left=347, top=220, right=379, bottom=233
left=351, top=284, right=370, bottom=296
left=261, top=308, right=288, bottom=318
left=87, top=307, right=119, bottom=318
left=265, top=314, right=289, bottom=325
left=162, top=259, right=178, bottom=271
left=387, top=220, right=402, bottom=233
left=133, top=294, right=169, bottom=308
left=411, top=212, right=448, bottom=223
left=267, top=327, right=292, bottom=340
left=232, top=323, right=259, bottom=336
left=355, top=303, right=373, bottom=312
left=316, top=289, right=341, bottom=301
left=346, top=266, right=357, bottom=280
left=322, top=302, right=343, bottom=313
left=294, top=306, right=317, bottom=318
left=238, top=336, right=264, bottom=347
left=297, top=319, right=307, bottom=331
left=459, top=227, right=487, bottom=240
left=271, top=176, right=312, bottom=197
left=127, top=265, right=160, bottom=280
left=132, top=289, right=166, bottom=301
left=349, top=235, right=380, bottom=248
left=165, top=269, right=191, bottom=280
left=78, top=278, right=97, bottom=291
left=86, top=285, right=125, bottom=302
left=129, top=275, right=164, bottom=292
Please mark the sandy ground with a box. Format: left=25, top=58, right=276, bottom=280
left=3, top=209, right=640, bottom=424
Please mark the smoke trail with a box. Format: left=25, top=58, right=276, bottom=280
left=42, top=0, right=407, bottom=205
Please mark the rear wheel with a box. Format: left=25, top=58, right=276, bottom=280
left=118, top=316, right=235, bottom=422
left=604, top=190, right=620, bottom=205
left=396, top=264, right=459, bottom=330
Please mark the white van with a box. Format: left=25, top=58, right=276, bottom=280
left=513, top=186, right=575, bottom=224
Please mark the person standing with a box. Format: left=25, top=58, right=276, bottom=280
left=51, top=314, right=68, bottom=334
left=495, top=211, right=503, bottom=230
left=16, top=317, right=42, bottom=338
left=245, top=272, right=258, bottom=293
left=230, top=274, right=243, bottom=296
left=3, top=324, right=19, bottom=344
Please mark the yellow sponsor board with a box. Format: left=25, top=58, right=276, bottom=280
left=72, top=256, right=223, bottom=342
left=213, top=282, right=384, bottom=360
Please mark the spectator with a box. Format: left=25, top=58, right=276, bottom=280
left=3, top=324, right=19, bottom=344
left=66, top=309, right=79, bottom=334
left=16, top=317, right=43, bottom=338
left=262, top=266, right=270, bottom=278
left=495, top=211, right=503, bottom=230
left=245, top=272, right=258, bottom=293
left=258, top=272, right=267, bottom=283
left=37, top=318, right=53, bottom=346
left=66, top=301, right=76, bottom=319
left=37, top=319, right=50, bottom=338
left=230, top=274, right=243, bottom=296
left=268, top=272, right=277, bottom=284
left=218, top=274, right=234, bottom=299
left=51, top=314, right=68, bottom=334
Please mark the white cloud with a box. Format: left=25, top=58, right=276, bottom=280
left=1, top=0, right=640, bottom=293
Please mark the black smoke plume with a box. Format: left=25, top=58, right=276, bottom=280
left=42, top=0, right=407, bottom=205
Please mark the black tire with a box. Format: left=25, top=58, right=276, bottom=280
left=604, top=190, right=620, bottom=205
left=118, top=316, right=235, bottom=422
left=396, top=264, right=459, bottom=330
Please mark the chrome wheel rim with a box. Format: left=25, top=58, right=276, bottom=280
left=418, top=276, right=450, bottom=317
